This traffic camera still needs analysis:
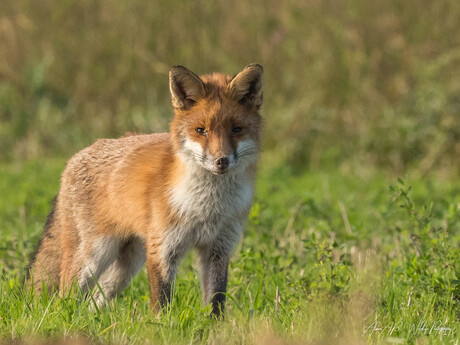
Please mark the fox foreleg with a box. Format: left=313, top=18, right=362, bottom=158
left=198, top=245, right=230, bottom=319
left=198, top=223, right=242, bottom=319
left=146, top=232, right=188, bottom=313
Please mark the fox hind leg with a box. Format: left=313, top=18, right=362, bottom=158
left=60, top=236, right=120, bottom=296
left=92, top=236, right=146, bottom=308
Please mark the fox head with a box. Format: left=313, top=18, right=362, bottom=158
left=169, top=64, right=263, bottom=175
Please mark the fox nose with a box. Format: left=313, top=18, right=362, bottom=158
left=216, top=157, right=229, bottom=170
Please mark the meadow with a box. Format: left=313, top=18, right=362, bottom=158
left=1, top=0, right=460, bottom=344
left=1, top=160, right=459, bottom=344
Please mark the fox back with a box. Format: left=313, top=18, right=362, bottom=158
left=28, top=64, right=264, bottom=318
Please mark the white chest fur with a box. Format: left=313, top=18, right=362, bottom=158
left=168, top=165, right=253, bottom=246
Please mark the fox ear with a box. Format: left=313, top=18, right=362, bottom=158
left=228, top=63, right=263, bottom=108
left=169, top=65, right=206, bottom=110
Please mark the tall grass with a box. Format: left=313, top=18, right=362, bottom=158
left=1, top=0, right=460, bottom=174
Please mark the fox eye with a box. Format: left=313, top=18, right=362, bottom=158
left=232, top=127, right=243, bottom=134
left=195, top=127, right=207, bottom=135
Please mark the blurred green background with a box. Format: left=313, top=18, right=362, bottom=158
left=1, top=0, right=460, bottom=175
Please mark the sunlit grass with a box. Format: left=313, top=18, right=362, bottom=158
left=1, top=160, right=459, bottom=344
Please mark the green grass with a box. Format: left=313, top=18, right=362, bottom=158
left=1, top=158, right=459, bottom=344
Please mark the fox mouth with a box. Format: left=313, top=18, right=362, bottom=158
left=210, top=167, right=229, bottom=175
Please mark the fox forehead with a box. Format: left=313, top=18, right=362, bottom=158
left=176, top=73, right=258, bottom=121
left=191, top=102, right=257, bottom=129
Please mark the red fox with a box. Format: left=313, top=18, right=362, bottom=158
left=28, top=64, right=263, bottom=317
